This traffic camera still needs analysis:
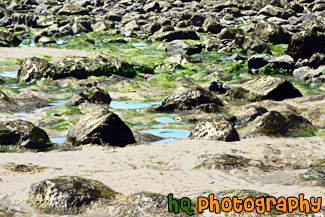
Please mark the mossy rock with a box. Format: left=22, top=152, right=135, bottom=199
left=0, top=120, right=53, bottom=150
left=194, top=154, right=250, bottom=171
left=28, top=176, right=120, bottom=215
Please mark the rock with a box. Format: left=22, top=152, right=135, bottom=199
left=29, top=176, right=120, bottom=215
left=109, top=192, right=193, bottom=217
left=226, top=76, right=302, bottom=101
left=17, top=57, right=57, bottom=84
left=0, top=90, right=10, bottom=102
left=66, top=109, right=136, bottom=147
left=242, top=76, right=302, bottom=101
left=134, top=133, right=164, bottom=144
left=72, top=19, right=92, bottom=34
left=298, top=167, right=325, bottom=187
left=258, top=5, right=284, bottom=17
left=194, top=154, right=250, bottom=171
left=0, top=120, right=52, bottom=150
left=241, top=111, right=288, bottom=138
left=293, top=66, right=312, bottom=81
left=38, top=36, right=56, bottom=44
left=165, top=40, right=202, bottom=55
left=87, top=88, right=112, bottom=104
left=189, top=119, right=240, bottom=142
left=287, top=30, right=325, bottom=61
left=231, top=53, right=247, bottom=61
left=308, top=53, right=325, bottom=69
left=247, top=54, right=294, bottom=72
left=219, top=27, right=236, bottom=40
left=197, top=103, right=223, bottom=113
left=214, top=189, right=272, bottom=200
left=156, top=86, right=223, bottom=112
left=202, top=16, right=224, bottom=34
left=235, top=105, right=268, bottom=128
left=58, top=4, right=89, bottom=16
left=251, top=20, right=291, bottom=44
left=242, top=36, right=270, bottom=53
left=149, top=29, right=200, bottom=42
left=208, top=80, right=230, bottom=94
left=164, top=54, right=189, bottom=66
left=143, top=2, right=161, bottom=12
left=0, top=29, right=22, bottom=47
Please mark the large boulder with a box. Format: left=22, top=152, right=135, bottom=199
left=66, top=109, right=136, bottom=147
left=0, top=29, right=22, bottom=47
left=0, top=120, right=52, bottom=150
left=226, top=76, right=302, bottom=101
left=29, top=176, right=120, bottom=215
left=156, top=86, right=223, bottom=112
left=67, top=88, right=112, bottom=107
left=202, top=16, right=224, bottom=34
left=165, top=40, right=202, bottom=55
left=189, top=119, right=240, bottom=142
left=58, top=4, right=89, bottom=16
left=287, top=30, right=325, bottom=61
left=251, top=20, right=291, bottom=44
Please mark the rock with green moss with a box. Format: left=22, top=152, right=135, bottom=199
left=189, top=119, right=240, bottom=142
left=298, top=167, right=325, bottom=187
left=226, top=76, right=302, bottom=101
left=194, top=154, right=250, bottom=171
left=58, top=4, right=89, bottom=16
left=17, top=57, right=57, bottom=84
left=240, top=111, right=289, bottom=138
left=28, top=176, right=120, bottom=215
left=18, top=56, right=144, bottom=83
left=156, top=86, right=223, bottom=112
left=66, top=109, right=136, bottom=147
left=0, top=119, right=53, bottom=150
left=67, top=87, right=112, bottom=106
left=0, top=29, right=22, bottom=47
left=110, top=192, right=196, bottom=217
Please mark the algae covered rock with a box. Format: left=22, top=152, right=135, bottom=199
left=0, top=29, right=22, bottom=47
left=194, top=154, right=250, bottom=171
left=110, top=192, right=194, bottom=217
left=240, top=111, right=289, bottom=138
left=17, top=57, right=57, bottom=84
left=189, top=119, right=240, bottom=142
left=29, top=176, right=120, bottom=215
left=156, top=86, right=223, bottom=112
left=0, top=119, right=53, bottom=150
left=226, top=76, right=302, bottom=101
left=66, top=109, right=136, bottom=147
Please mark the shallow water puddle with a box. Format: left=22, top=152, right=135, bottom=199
left=154, top=116, right=176, bottom=124
left=110, top=101, right=161, bottom=109
left=132, top=42, right=149, bottom=50
left=1, top=71, right=18, bottom=78
left=139, top=129, right=191, bottom=140
left=13, top=100, right=69, bottom=117
left=50, top=137, right=66, bottom=144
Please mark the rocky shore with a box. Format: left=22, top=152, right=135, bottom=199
left=0, top=0, right=324, bottom=216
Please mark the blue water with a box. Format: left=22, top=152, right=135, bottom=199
left=19, top=39, right=35, bottom=47
left=1, top=71, right=17, bottom=78
left=154, top=116, right=176, bottom=124
left=132, top=42, right=149, bottom=50
left=57, top=39, right=65, bottom=45
left=50, top=137, right=66, bottom=144
left=13, top=100, right=69, bottom=117
left=139, top=129, right=191, bottom=139
left=110, top=101, right=161, bottom=110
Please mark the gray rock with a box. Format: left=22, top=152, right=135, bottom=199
left=66, top=109, right=136, bottom=147
left=165, top=40, right=202, bottom=55
left=29, top=176, right=120, bottom=215
left=0, top=119, right=52, bottom=150
left=189, top=119, right=240, bottom=142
